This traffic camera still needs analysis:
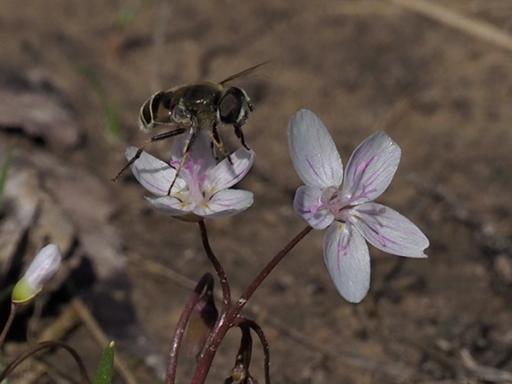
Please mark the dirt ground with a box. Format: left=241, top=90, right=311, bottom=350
left=1, top=0, right=512, bottom=383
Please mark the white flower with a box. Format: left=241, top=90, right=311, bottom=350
left=127, top=132, right=255, bottom=220
left=288, top=109, right=429, bottom=303
left=12, top=244, right=62, bottom=304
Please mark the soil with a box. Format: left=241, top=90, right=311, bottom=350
left=1, top=0, right=512, bottom=383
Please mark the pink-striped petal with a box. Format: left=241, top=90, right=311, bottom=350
left=126, top=147, right=185, bottom=196
left=341, top=132, right=400, bottom=205
left=293, top=185, right=334, bottom=230
left=349, top=203, right=429, bottom=258
left=24, top=244, right=62, bottom=291
left=146, top=196, right=193, bottom=216
left=323, top=222, right=370, bottom=303
left=205, top=149, right=255, bottom=193
left=170, top=130, right=216, bottom=172
left=288, top=110, right=343, bottom=188
left=194, top=189, right=253, bottom=218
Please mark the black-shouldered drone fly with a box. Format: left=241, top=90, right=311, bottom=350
left=112, top=62, right=266, bottom=194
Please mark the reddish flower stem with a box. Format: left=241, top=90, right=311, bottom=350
left=164, top=273, right=213, bottom=384
left=190, top=225, right=312, bottom=384
left=198, top=220, right=231, bottom=311
left=235, top=317, right=271, bottom=384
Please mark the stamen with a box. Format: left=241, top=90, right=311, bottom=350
left=322, top=187, right=347, bottom=220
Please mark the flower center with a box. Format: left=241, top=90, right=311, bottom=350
left=322, top=187, right=351, bottom=222
left=171, top=158, right=210, bottom=206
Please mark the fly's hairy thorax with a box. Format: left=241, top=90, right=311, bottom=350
left=171, top=82, right=223, bottom=123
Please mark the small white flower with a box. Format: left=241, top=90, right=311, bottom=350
left=289, top=109, right=429, bottom=303
left=127, top=132, right=255, bottom=220
left=12, top=244, right=62, bottom=304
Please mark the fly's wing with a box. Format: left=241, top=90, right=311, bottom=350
left=219, top=61, right=270, bottom=86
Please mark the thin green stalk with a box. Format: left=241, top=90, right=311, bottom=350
left=0, top=303, right=16, bottom=350
left=0, top=147, right=13, bottom=211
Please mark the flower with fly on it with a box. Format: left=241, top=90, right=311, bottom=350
left=127, top=132, right=254, bottom=220
left=288, top=109, right=429, bottom=303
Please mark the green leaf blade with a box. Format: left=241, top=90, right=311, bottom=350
left=93, top=341, right=115, bottom=384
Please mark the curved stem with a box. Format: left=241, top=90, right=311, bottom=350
left=236, top=322, right=253, bottom=372
left=0, top=302, right=17, bottom=350
left=0, top=340, right=91, bottom=384
left=191, top=225, right=312, bottom=384
left=198, top=220, right=231, bottom=312
left=165, top=273, right=214, bottom=384
left=242, top=319, right=271, bottom=384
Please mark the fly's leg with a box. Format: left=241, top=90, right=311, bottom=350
left=234, top=123, right=250, bottom=150
left=112, top=127, right=186, bottom=182
left=210, top=140, right=224, bottom=162
left=211, top=121, right=233, bottom=164
left=167, top=123, right=198, bottom=195
left=233, top=96, right=251, bottom=150
left=208, top=122, right=221, bottom=161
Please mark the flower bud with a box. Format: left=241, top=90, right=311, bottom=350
left=12, top=244, right=62, bottom=304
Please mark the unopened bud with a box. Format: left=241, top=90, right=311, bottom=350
left=12, top=244, right=62, bottom=304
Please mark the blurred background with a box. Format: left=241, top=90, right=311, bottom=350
left=1, top=0, right=512, bottom=383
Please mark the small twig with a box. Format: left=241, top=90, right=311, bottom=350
left=27, top=296, right=47, bottom=343
left=0, top=302, right=17, bottom=350
left=30, top=356, right=84, bottom=384
left=403, top=336, right=462, bottom=377
left=71, top=298, right=138, bottom=384
left=0, top=340, right=91, bottom=384
left=329, top=1, right=400, bottom=16
left=36, top=305, right=80, bottom=342
left=388, top=0, right=512, bottom=52
left=460, top=348, right=512, bottom=383
left=132, top=255, right=196, bottom=290
left=165, top=273, right=214, bottom=384
left=11, top=358, right=47, bottom=384
left=198, top=220, right=231, bottom=311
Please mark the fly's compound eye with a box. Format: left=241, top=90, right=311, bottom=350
left=218, top=87, right=250, bottom=125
